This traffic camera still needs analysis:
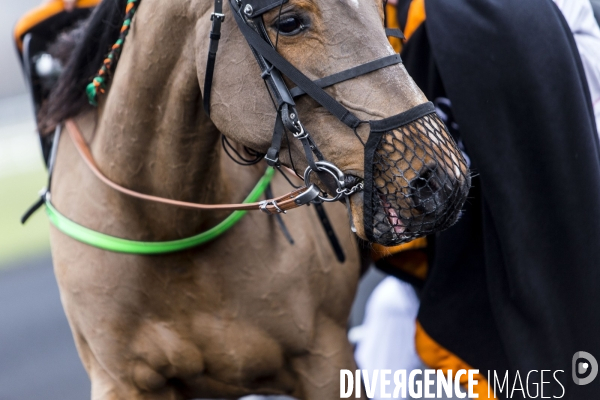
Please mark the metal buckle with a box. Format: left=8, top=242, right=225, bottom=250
left=41, top=188, right=50, bottom=201
left=259, top=199, right=285, bottom=215
left=291, top=122, right=309, bottom=140
left=293, top=184, right=321, bottom=206
left=261, top=65, right=274, bottom=80
left=264, top=154, right=280, bottom=167
left=211, top=12, right=225, bottom=21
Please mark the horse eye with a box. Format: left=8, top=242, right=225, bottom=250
left=274, top=16, right=305, bottom=35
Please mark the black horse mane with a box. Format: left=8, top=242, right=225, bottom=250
left=39, top=0, right=128, bottom=135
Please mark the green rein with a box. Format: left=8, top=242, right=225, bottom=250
left=44, top=167, right=275, bottom=254
left=40, top=0, right=274, bottom=254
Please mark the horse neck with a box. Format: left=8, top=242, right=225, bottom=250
left=88, top=0, right=239, bottom=235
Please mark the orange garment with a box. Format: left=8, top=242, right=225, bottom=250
left=416, top=322, right=497, bottom=399
left=372, top=238, right=428, bottom=280
left=386, top=3, right=403, bottom=52
left=405, top=0, right=426, bottom=41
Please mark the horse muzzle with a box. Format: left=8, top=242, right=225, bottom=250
left=363, top=102, right=471, bottom=246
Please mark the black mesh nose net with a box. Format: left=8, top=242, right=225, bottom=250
left=364, top=102, right=470, bottom=246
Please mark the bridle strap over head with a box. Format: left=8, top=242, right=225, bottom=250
left=203, top=0, right=404, bottom=129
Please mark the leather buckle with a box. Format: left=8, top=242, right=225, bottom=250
left=264, top=155, right=280, bottom=167
left=292, top=184, right=321, bottom=206
left=211, top=12, right=225, bottom=21
left=259, top=200, right=285, bottom=215
left=291, top=123, right=308, bottom=140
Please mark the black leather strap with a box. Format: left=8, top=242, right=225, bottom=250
left=265, top=184, right=295, bottom=245
left=230, top=2, right=362, bottom=129
left=265, top=113, right=285, bottom=167
left=289, top=54, right=402, bottom=98
left=369, top=101, right=435, bottom=133
left=203, top=0, right=224, bottom=117
left=314, top=203, right=346, bottom=263
left=385, top=28, right=406, bottom=40
left=22, top=124, right=62, bottom=224
left=299, top=134, right=320, bottom=172
left=248, top=15, right=296, bottom=109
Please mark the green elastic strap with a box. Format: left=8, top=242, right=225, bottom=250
left=45, top=167, right=275, bottom=255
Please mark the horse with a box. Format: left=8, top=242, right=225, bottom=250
left=34, top=0, right=470, bottom=398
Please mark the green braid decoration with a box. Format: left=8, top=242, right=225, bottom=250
left=86, top=0, right=141, bottom=106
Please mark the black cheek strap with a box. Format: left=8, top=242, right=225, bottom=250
left=230, top=3, right=362, bottom=129
left=265, top=112, right=286, bottom=167
left=203, top=0, right=225, bottom=117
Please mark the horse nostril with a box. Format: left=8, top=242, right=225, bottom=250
left=409, top=164, right=451, bottom=214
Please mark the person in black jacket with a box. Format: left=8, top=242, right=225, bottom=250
left=375, top=0, right=600, bottom=398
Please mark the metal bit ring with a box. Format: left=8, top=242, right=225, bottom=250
left=303, top=161, right=347, bottom=202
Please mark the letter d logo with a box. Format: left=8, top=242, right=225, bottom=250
left=572, top=351, right=598, bottom=385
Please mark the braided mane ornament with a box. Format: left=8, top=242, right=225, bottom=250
left=86, top=0, right=141, bottom=105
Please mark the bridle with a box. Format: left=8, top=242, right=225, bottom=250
left=24, top=0, right=465, bottom=253
left=196, top=0, right=467, bottom=247
left=202, top=0, right=406, bottom=211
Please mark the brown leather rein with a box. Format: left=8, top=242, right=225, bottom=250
left=65, top=119, right=319, bottom=214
